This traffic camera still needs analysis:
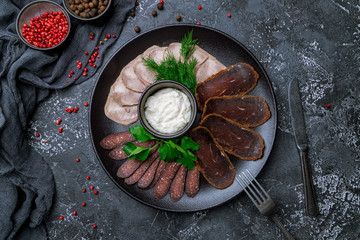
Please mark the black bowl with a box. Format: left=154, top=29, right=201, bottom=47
left=138, top=80, right=197, bottom=139
left=62, top=0, right=112, bottom=22
left=16, top=0, right=71, bottom=51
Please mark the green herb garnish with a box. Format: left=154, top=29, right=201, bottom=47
left=122, top=125, right=199, bottom=170
left=142, top=30, right=199, bottom=94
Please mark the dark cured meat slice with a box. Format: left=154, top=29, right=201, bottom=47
left=138, top=157, right=160, bottom=189
left=202, top=95, right=271, bottom=127
left=187, top=126, right=235, bottom=189
left=148, top=160, right=167, bottom=189
left=195, top=63, right=259, bottom=111
left=169, top=165, right=187, bottom=202
left=185, top=167, right=200, bottom=198
left=117, top=159, right=144, bottom=179
left=124, top=151, right=160, bottom=185
left=200, top=114, right=264, bottom=160
left=109, top=140, right=157, bottom=160
left=100, top=131, right=135, bottom=149
left=153, top=162, right=181, bottom=199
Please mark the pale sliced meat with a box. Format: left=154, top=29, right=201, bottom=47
left=109, top=77, right=141, bottom=106
left=122, top=60, right=147, bottom=93
left=104, top=98, right=138, bottom=126
left=192, top=46, right=210, bottom=66
left=148, top=46, right=167, bottom=64
left=165, top=42, right=182, bottom=61
left=195, top=57, right=226, bottom=83
left=134, top=59, right=156, bottom=86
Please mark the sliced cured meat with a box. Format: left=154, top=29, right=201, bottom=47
left=166, top=42, right=182, bottom=61
left=134, top=59, right=156, bottom=86
left=100, top=131, right=135, bottom=149
left=192, top=46, right=210, bottom=66
left=124, top=151, right=160, bottom=185
left=200, top=114, right=264, bottom=160
left=104, top=99, right=138, bottom=126
left=202, top=95, right=271, bottom=127
left=148, top=46, right=167, bottom=64
left=109, top=78, right=142, bottom=106
left=138, top=157, right=160, bottom=189
left=187, top=126, right=235, bottom=189
left=195, top=57, right=226, bottom=83
left=121, top=62, right=147, bottom=93
left=117, top=159, right=143, bottom=178
left=153, top=162, right=181, bottom=199
left=109, top=140, right=157, bottom=160
left=195, top=63, right=259, bottom=111
left=169, top=165, right=187, bottom=202
left=148, top=160, right=167, bottom=189
left=185, top=167, right=200, bottom=198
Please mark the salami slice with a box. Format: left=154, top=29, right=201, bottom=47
left=169, top=165, right=187, bottom=202
left=185, top=167, right=200, bottom=198
left=153, top=162, right=181, bottom=199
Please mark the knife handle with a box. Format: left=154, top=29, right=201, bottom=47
left=300, top=149, right=319, bottom=217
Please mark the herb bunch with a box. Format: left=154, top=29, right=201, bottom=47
left=122, top=125, right=199, bottom=170
left=142, top=30, right=199, bottom=94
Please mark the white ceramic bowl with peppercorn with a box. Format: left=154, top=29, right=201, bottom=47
left=16, top=0, right=71, bottom=51
left=63, top=0, right=112, bottom=22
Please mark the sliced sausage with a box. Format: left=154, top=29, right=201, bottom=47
left=117, top=159, right=144, bottom=179
left=100, top=131, right=135, bottom=149
left=124, top=151, right=160, bottom=185
left=153, top=162, right=181, bottom=199
left=138, top=157, right=160, bottom=189
left=148, top=160, right=167, bottom=189
left=169, top=165, right=188, bottom=202
left=185, top=167, right=200, bottom=198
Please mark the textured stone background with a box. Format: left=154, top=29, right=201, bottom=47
left=27, top=0, right=360, bottom=239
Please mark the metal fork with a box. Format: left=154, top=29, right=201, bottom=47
left=236, top=170, right=295, bottom=240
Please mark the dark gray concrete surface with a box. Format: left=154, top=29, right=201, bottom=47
left=27, top=0, right=360, bottom=239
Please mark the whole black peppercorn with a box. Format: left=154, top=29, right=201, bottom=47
left=176, top=14, right=181, bottom=21
left=152, top=10, right=157, bottom=17
left=157, top=3, right=163, bottom=10
left=134, top=26, right=140, bottom=33
left=90, top=32, right=95, bottom=36
left=104, top=37, right=108, bottom=42
left=99, top=40, right=104, bottom=45
left=129, top=10, right=135, bottom=17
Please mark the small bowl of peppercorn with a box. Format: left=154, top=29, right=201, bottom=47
left=63, top=0, right=112, bottom=22
left=16, top=0, right=71, bottom=50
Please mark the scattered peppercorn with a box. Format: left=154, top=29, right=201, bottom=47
left=82, top=188, right=86, bottom=193
left=112, top=34, right=116, bottom=38
left=89, top=35, right=94, bottom=40
left=95, top=46, right=99, bottom=50
left=227, top=13, right=231, bottom=18
left=135, top=1, right=139, bottom=6
left=90, top=185, right=94, bottom=190
left=99, top=40, right=104, bottom=45
left=129, top=10, right=135, bottom=17
left=90, top=32, right=95, bottom=36
left=86, top=176, right=90, bottom=180
left=157, top=2, right=163, bottom=10
left=197, top=21, right=200, bottom=25
left=59, top=216, right=64, bottom=220
left=56, top=119, right=62, bottom=125
left=82, top=202, right=86, bottom=207
left=176, top=14, right=181, bottom=21
left=70, top=70, right=75, bottom=74
left=36, top=133, right=40, bottom=137
left=152, top=10, right=157, bottom=17
left=73, top=211, right=77, bottom=216
left=134, top=26, right=140, bottom=33
left=84, top=102, right=89, bottom=107
left=43, top=140, right=47, bottom=143
left=83, top=72, right=87, bottom=76
left=326, top=104, right=331, bottom=108
left=160, top=0, right=164, bottom=3
left=76, top=158, right=80, bottom=162
left=198, top=5, right=202, bottom=10
left=94, top=190, right=99, bottom=195
left=58, top=127, right=63, bottom=133
left=93, top=224, right=97, bottom=228
left=74, top=77, right=77, bottom=80
left=68, top=74, right=72, bottom=78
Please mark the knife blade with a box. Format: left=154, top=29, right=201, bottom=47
left=288, top=78, right=319, bottom=217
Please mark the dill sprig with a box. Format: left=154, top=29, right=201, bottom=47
left=142, top=30, right=198, bottom=94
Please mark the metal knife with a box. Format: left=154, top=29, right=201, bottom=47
left=288, top=78, right=319, bottom=217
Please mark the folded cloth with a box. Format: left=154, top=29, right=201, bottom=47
left=0, top=0, right=134, bottom=239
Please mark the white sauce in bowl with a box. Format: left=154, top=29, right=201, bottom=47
left=144, top=87, right=192, bottom=134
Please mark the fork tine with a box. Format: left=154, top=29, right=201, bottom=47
left=241, top=171, right=264, bottom=204
left=235, top=175, right=257, bottom=206
left=245, top=169, right=270, bottom=200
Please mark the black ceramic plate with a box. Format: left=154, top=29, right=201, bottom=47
left=90, top=24, right=277, bottom=212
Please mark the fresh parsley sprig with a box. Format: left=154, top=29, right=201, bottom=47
left=122, top=125, right=199, bottom=170
left=142, top=30, right=198, bottom=94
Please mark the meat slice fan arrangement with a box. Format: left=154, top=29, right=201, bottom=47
left=100, top=45, right=271, bottom=202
